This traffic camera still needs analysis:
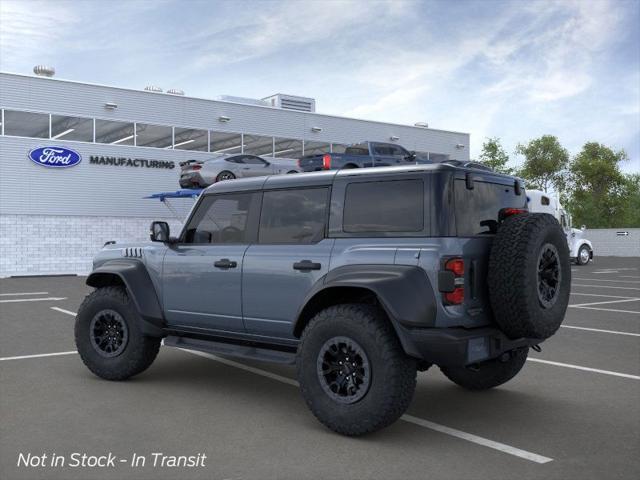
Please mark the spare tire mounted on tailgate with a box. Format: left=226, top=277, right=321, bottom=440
left=488, top=213, right=571, bottom=340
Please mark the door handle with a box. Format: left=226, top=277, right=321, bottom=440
left=293, top=260, right=321, bottom=271
left=214, top=258, right=237, bottom=269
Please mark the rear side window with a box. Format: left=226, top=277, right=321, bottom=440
left=259, top=188, right=329, bottom=244
left=343, top=180, right=424, bottom=233
left=455, top=180, right=526, bottom=235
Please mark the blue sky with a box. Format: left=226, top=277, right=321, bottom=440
left=1, top=0, right=638, bottom=172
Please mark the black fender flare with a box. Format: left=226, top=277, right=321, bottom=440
left=293, top=265, right=437, bottom=356
left=86, top=259, right=165, bottom=337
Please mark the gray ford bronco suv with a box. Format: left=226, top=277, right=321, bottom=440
left=75, top=164, right=570, bottom=436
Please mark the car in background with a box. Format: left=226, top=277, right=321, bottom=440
left=297, top=141, right=429, bottom=171
left=527, top=189, right=594, bottom=265
left=179, top=154, right=299, bottom=188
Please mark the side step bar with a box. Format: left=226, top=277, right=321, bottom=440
left=164, top=335, right=296, bottom=365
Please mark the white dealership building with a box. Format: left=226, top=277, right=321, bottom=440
left=0, top=69, right=470, bottom=277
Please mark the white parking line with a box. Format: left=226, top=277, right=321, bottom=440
left=0, top=292, right=49, bottom=296
left=0, top=351, right=77, bottom=361
left=528, top=358, right=640, bottom=380
left=572, top=284, right=640, bottom=291
left=569, top=306, right=640, bottom=315
left=619, top=275, right=640, bottom=279
left=570, top=298, right=640, bottom=307
left=561, top=325, right=640, bottom=337
left=573, top=278, right=640, bottom=284
left=0, top=297, right=67, bottom=303
left=571, top=292, right=637, bottom=299
left=182, top=349, right=553, bottom=464
left=51, top=307, right=78, bottom=316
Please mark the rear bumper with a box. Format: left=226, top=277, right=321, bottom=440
left=179, top=172, right=205, bottom=188
left=403, top=326, right=541, bottom=367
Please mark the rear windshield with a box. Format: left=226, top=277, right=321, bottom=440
left=345, top=143, right=370, bottom=156
left=455, top=180, right=526, bottom=235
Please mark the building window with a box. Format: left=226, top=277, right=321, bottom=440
left=210, top=131, right=243, bottom=154
left=3, top=110, right=49, bottom=138
left=135, top=123, right=173, bottom=149
left=244, top=134, right=274, bottom=156
left=174, top=127, right=208, bottom=151
left=303, top=140, right=331, bottom=156
left=273, top=137, right=303, bottom=158
left=259, top=188, right=329, bottom=244
left=51, top=115, right=94, bottom=142
left=95, top=119, right=135, bottom=145
left=343, top=180, right=424, bottom=233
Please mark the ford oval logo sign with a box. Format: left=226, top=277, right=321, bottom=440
left=28, top=146, right=82, bottom=168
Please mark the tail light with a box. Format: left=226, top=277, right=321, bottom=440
left=192, top=165, right=202, bottom=171
left=499, top=207, right=527, bottom=221
left=297, top=159, right=302, bottom=168
left=322, top=154, right=332, bottom=170
left=442, top=257, right=465, bottom=305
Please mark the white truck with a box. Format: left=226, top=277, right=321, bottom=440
left=527, top=190, right=594, bottom=265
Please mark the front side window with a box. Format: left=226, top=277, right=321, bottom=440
left=259, top=188, right=329, bottom=244
left=343, top=180, right=424, bottom=233
left=243, top=155, right=268, bottom=165
left=183, top=193, right=257, bottom=244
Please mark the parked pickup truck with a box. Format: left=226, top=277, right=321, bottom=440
left=298, top=141, right=427, bottom=171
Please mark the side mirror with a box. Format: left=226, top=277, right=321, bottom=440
left=150, top=221, right=170, bottom=242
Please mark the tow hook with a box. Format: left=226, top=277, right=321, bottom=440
left=531, top=344, right=542, bottom=353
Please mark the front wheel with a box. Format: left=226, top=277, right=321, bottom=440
left=296, top=304, right=416, bottom=436
left=577, top=244, right=591, bottom=265
left=75, top=286, right=161, bottom=381
left=440, top=348, right=528, bottom=390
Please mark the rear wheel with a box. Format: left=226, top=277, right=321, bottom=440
left=441, top=348, right=528, bottom=390
left=297, top=304, right=416, bottom=436
left=577, top=244, right=591, bottom=265
left=75, top=286, right=161, bottom=381
left=216, top=171, right=235, bottom=182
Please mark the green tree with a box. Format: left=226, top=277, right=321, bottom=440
left=515, top=135, right=569, bottom=192
left=478, top=137, right=513, bottom=174
left=565, top=142, right=637, bottom=228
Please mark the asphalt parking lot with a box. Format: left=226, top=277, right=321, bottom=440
left=1, top=257, right=639, bottom=480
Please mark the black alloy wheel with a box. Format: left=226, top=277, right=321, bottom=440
left=537, top=243, right=561, bottom=308
left=89, top=309, right=129, bottom=358
left=316, top=336, right=371, bottom=404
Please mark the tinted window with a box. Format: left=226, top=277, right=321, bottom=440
left=259, top=188, right=329, bottom=244
left=95, top=119, right=134, bottom=145
left=373, top=145, right=393, bottom=155
left=136, top=123, right=172, bottom=148
left=243, top=155, right=267, bottom=165
left=389, top=145, right=409, bottom=157
left=51, top=115, right=93, bottom=142
left=455, top=180, right=526, bottom=235
left=226, top=156, right=244, bottom=164
left=343, top=180, right=424, bottom=233
left=184, top=193, right=256, bottom=244
left=4, top=110, right=49, bottom=138
left=345, top=143, right=369, bottom=155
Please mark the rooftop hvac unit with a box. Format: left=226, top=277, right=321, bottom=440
left=144, top=85, right=163, bottom=93
left=167, top=88, right=185, bottom=95
left=262, top=94, right=316, bottom=113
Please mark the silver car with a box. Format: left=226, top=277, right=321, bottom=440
left=179, top=154, right=299, bottom=188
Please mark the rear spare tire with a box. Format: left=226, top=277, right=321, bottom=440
left=488, top=213, right=570, bottom=340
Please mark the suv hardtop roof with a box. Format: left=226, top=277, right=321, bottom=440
left=202, top=163, right=519, bottom=195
